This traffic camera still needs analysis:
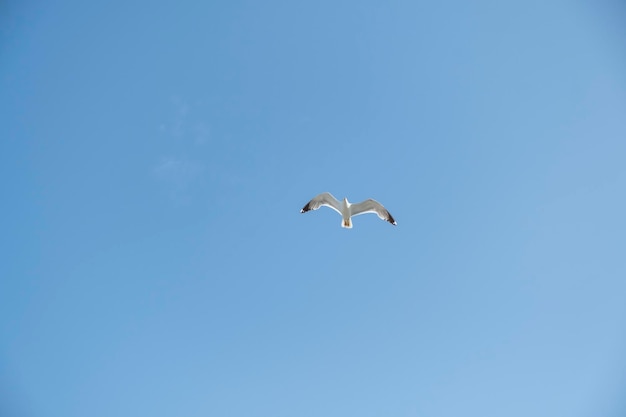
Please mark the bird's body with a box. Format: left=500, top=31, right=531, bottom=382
left=300, top=192, right=396, bottom=228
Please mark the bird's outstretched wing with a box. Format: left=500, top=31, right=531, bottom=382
left=300, top=192, right=341, bottom=215
left=350, top=199, right=397, bottom=225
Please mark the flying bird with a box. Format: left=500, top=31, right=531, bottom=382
left=300, top=192, right=396, bottom=228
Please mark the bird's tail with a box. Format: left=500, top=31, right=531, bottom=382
left=342, top=218, right=353, bottom=229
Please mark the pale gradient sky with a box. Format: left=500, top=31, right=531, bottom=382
left=1, top=1, right=626, bottom=416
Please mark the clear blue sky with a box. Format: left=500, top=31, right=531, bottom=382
left=2, top=1, right=626, bottom=416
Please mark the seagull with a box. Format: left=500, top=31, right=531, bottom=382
left=300, top=192, right=397, bottom=228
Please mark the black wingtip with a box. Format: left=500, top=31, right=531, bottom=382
left=301, top=203, right=310, bottom=213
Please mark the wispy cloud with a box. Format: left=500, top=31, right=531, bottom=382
left=154, top=157, right=203, bottom=185
left=153, top=157, right=204, bottom=204
left=154, top=98, right=210, bottom=204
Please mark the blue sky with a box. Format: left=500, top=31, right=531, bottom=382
left=2, top=1, right=626, bottom=416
